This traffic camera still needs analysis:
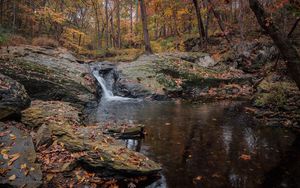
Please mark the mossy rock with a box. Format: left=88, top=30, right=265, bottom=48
left=0, top=73, right=30, bottom=120
left=23, top=100, right=161, bottom=176
left=0, top=45, right=96, bottom=105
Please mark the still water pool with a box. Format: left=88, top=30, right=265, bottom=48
left=88, top=100, right=299, bottom=188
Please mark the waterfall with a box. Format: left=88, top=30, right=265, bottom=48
left=92, top=70, right=129, bottom=101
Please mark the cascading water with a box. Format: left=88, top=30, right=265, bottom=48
left=92, top=70, right=130, bottom=101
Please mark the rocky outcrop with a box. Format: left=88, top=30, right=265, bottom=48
left=0, top=122, right=42, bottom=188
left=0, top=45, right=96, bottom=105
left=117, top=53, right=252, bottom=100
left=21, top=100, right=161, bottom=178
left=0, top=73, right=30, bottom=120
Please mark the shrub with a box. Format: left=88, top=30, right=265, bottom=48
left=0, top=34, right=28, bottom=46
left=32, top=37, right=59, bottom=48
left=254, top=82, right=293, bottom=107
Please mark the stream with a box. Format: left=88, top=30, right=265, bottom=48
left=88, top=68, right=299, bottom=188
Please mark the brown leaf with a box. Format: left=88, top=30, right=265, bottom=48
left=8, top=153, right=20, bottom=166
left=46, top=174, right=54, bottom=181
left=240, top=154, right=251, bottom=161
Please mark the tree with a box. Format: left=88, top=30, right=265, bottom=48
left=249, top=0, right=300, bottom=89
left=116, top=0, right=121, bottom=48
left=139, top=0, right=153, bottom=54
left=105, top=0, right=110, bottom=49
left=192, top=0, right=206, bottom=41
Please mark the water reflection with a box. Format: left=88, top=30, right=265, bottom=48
left=90, top=100, right=298, bottom=188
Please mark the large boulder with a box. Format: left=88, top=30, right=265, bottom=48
left=21, top=100, right=161, bottom=177
left=0, top=45, right=95, bottom=105
left=0, top=122, right=42, bottom=188
left=117, top=53, right=252, bottom=100
left=0, top=73, right=30, bottom=120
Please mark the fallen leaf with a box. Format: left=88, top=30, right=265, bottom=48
left=24, top=169, right=29, bottom=176
left=46, top=174, right=54, bottom=181
left=240, top=154, right=251, bottom=160
left=8, top=174, right=16, bottom=181
left=9, top=134, right=16, bottom=140
left=8, top=153, right=20, bottom=166
left=0, top=168, right=9, bottom=176
left=2, top=153, right=9, bottom=160
left=20, top=163, right=27, bottom=170
left=0, top=131, right=10, bottom=137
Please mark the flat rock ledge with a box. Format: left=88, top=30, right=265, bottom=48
left=0, top=122, right=42, bottom=188
left=21, top=100, right=161, bottom=186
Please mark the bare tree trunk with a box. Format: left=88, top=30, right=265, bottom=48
left=249, top=0, right=300, bottom=89
left=139, top=0, right=152, bottom=54
left=238, top=0, right=245, bottom=41
left=92, top=0, right=102, bottom=49
left=110, top=12, right=115, bottom=48
left=0, top=0, right=3, bottom=25
left=12, top=0, right=16, bottom=34
left=192, top=0, right=206, bottom=40
left=105, top=0, right=110, bottom=49
left=130, top=0, right=133, bottom=34
left=204, top=0, right=210, bottom=42
left=116, top=0, right=121, bottom=48
left=135, top=0, right=139, bottom=35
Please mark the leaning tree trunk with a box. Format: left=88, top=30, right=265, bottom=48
left=192, top=0, right=206, bottom=40
left=139, top=0, right=153, bottom=54
left=249, top=0, right=300, bottom=90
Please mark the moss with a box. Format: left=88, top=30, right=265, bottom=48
left=254, top=82, right=293, bottom=107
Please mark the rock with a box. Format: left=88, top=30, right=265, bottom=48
left=117, top=53, right=252, bottom=100
left=22, top=100, right=161, bottom=176
left=0, top=122, right=42, bottom=188
left=35, top=124, right=53, bottom=147
left=104, top=124, right=145, bottom=139
left=195, top=55, right=217, bottom=68
left=0, top=73, right=30, bottom=120
left=0, top=45, right=96, bottom=105
left=22, top=100, right=81, bottom=128
left=117, top=55, right=163, bottom=98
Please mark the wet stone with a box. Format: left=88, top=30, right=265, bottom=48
left=0, top=122, right=42, bottom=188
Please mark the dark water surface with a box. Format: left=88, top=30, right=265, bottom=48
left=88, top=100, right=299, bottom=188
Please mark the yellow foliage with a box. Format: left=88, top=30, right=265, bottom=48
left=35, top=7, right=66, bottom=24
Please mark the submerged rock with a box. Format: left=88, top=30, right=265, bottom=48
left=21, top=100, right=161, bottom=176
left=0, top=73, right=30, bottom=120
left=0, top=122, right=42, bottom=188
left=103, top=124, right=145, bottom=139
left=0, top=45, right=95, bottom=105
